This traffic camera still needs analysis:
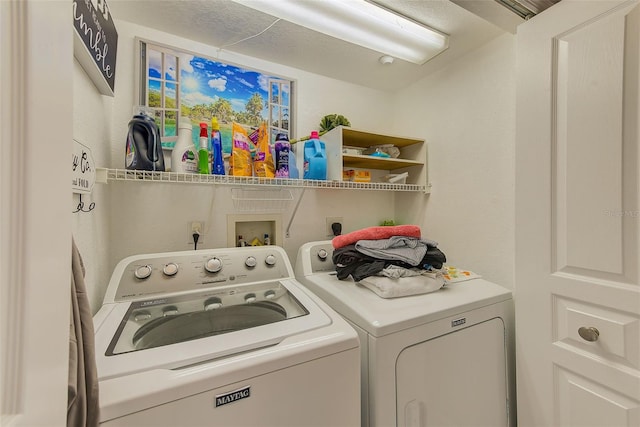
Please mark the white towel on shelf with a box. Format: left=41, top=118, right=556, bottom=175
left=358, top=270, right=445, bottom=299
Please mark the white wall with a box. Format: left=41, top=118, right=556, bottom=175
left=73, top=19, right=399, bottom=312
left=392, top=33, right=517, bottom=288
left=73, top=60, right=113, bottom=313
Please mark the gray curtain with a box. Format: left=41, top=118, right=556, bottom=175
left=68, top=238, right=99, bottom=426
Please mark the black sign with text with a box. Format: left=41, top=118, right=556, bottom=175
left=72, top=0, right=118, bottom=95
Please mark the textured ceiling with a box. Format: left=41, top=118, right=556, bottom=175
left=108, top=0, right=513, bottom=91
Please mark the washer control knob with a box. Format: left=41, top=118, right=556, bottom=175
left=163, top=262, right=179, bottom=276
left=245, top=256, right=257, bottom=268
left=163, top=306, right=178, bottom=316
left=134, top=265, right=152, bottom=280
left=245, top=293, right=257, bottom=303
left=133, top=311, right=152, bottom=322
left=264, top=290, right=276, bottom=299
left=317, top=249, right=328, bottom=260
left=204, top=297, right=223, bottom=310
left=205, top=257, right=223, bottom=273
left=265, top=254, right=277, bottom=266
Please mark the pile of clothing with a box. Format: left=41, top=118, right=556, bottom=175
left=332, top=225, right=447, bottom=299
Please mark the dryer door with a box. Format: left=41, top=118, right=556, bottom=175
left=396, top=318, right=508, bottom=427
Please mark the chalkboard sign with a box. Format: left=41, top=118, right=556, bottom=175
left=72, top=0, right=118, bottom=96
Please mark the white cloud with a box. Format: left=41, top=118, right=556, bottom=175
left=179, top=54, right=195, bottom=73
left=182, top=92, right=218, bottom=107
left=149, top=54, right=161, bottom=76
left=208, top=77, right=227, bottom=91
left=166, top=66, right=177, bottom=80
left=257, top=75, right=269, bottom=92
left=236, top=77, right=254, bottom=89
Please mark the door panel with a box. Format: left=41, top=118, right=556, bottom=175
left=516, top=1, right=640, bottom=426
left=396, top=318, right=508, bottom=427
left=554, top=8, right=627, bottom=276
left=556, top=368, right=640, bottom=427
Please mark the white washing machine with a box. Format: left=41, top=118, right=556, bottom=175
left=295, top=241, right=516, bottom=427
left=93, top=245, right=360, bottom=426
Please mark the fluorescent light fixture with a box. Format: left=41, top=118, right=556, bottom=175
left=232, top=0, right=449, bottom=64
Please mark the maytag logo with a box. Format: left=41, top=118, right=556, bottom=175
left=452, top=317, right=466, bottom=327
left=215, top=386, right=251, bottom=408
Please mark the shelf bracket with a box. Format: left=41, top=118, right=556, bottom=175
left=285, top=188, right=306, bottom=238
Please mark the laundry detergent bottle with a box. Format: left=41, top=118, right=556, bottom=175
left=303, top=130, right=327, bottom=180
left=171, top=117, right=198, bottom=173
left=125, top=107, right=165, bottom=171
left=210, top=117, right=225, bottom=175
left=274, top=133, right=290, bottom=178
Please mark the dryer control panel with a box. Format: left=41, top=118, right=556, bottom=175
left=108, top=246, right=293, bottom=302
left=296, top=241, right=336, bottom=275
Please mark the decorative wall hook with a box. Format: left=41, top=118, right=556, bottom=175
left=73, top=194, right=95, bottom=213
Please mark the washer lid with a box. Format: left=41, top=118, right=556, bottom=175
left=94, top=279, right=331, bottom=380
left=298, top=273, right=512, bottom=337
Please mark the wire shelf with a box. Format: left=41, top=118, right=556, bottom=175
left=97, top=168, right=429, bottom=192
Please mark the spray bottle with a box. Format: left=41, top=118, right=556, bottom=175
left=198, top=122, right=210, bottom=174
left=211, top=117, right=225, bottom=175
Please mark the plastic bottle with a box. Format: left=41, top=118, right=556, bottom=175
left=198, top=122, right=210, bottom=174
left=263, top=233, right=271, bottom=245
left=125, top=107, right=165, bottom=171
left=274, top=133, right=290, bottom=178
left=303, top=130, right=327, bottom=180
left=171, top=117, right=199, bottom=173
left=210, top=117, right=225, bottom=175
left=288, top=145, right=300, bottom=179
left=237, top=235, right=246, bottom=247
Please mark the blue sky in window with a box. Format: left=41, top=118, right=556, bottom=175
left=148, top=51, right=290, bottom=120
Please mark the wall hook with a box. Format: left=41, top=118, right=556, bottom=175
left=73, top=194, right=95, bottom=213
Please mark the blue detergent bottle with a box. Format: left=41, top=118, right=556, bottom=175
left=303, top=130, right=327, bottom=180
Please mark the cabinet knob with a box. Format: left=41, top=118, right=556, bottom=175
left=578, top=326, right=600, bottom=342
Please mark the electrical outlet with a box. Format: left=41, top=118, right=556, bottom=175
left=188, top=221, right=204, bottom=244
left=326, top=217, right=343, bottom=236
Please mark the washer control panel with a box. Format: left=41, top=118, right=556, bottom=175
left=111, top=246, right=292, bottom=302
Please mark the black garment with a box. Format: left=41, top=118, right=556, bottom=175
left=332, top=245, right=385, bottom=281
left=332, top=244, right=447, bottom=282
left=419, top=246, right=447, bottom=270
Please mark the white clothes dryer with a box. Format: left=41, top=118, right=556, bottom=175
left=295, top=241, right=516, bottom=427
left=93, top=245, right=360, bottom=426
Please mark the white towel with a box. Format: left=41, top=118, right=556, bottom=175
left=358, top=270, right=445, bottom=298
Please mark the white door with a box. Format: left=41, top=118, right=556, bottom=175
left=1, top=0, right=72, bottom=425
left=516, top=1, right=640, bottom=426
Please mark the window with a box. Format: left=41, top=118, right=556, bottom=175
left=139, top=41, right=294, bottom=151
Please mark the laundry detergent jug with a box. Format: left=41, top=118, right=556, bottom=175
left=303, top=130, right=327, bottom=180
left=125, top=110, right=165, bottom=171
